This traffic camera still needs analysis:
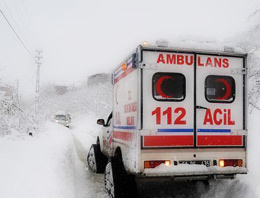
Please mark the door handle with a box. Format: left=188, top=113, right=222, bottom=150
left=196, top=106, right=208, bottom=110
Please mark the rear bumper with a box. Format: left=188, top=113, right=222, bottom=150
left=138, top=148, right=247, bottom=180
left=136, top=173, right=243, bottom=182
left=142, top=164, right=247, bottom=177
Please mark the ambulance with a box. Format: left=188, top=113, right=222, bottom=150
left=87, top=42, right=248, bottom=198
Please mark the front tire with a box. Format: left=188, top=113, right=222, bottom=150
left=87, top=144, right=108, bottom=173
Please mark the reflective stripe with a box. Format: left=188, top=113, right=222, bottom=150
left=158, top=128, right=193, bottom=132
left=197, top=129, right=231, bottom=133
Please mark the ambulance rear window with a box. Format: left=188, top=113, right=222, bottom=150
left=205, top=75, right=235, bottom=103
left=152, top=72, right=185, bottom=101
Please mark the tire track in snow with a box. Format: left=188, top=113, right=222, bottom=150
left=73, top=136, right=87, bottom=162
left=73, top=134, right=108, bottom=198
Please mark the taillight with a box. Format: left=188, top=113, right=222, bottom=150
left=219, top=159, right=243, bottom=167
left=144, top=160, right=171, bottom=169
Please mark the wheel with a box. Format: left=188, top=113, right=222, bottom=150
left=87, top=144, right=108, bottom=173
left=104, top=160, right=115, bottom=197
left=104, top=158, right=126, bottom=198
left=127, top=174, right=137, bottom=197
left=104, top=157, right=137, bottom=198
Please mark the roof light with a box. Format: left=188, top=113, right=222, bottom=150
left=143, top=41, right=149, bottom=46
left=156, top=40, right=168, bottom=47
left=224, top=46, right=235, bottom=53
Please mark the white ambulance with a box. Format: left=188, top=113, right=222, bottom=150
left=87, top=43, right=248, bottom=198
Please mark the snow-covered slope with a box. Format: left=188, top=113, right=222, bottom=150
left=39, top=73, right=112, bottom=122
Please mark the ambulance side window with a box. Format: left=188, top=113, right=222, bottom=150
left=152, top=72, right=186, bottom=102
left=205, top=75, right=235, bottom=103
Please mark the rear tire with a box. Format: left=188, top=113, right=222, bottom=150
left=104, top=157, right=137, bottom=198
left=87, top=144, right=108, bottom=173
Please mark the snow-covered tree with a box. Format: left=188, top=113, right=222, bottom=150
left=0, top=82, right=37, bottom=136
left=231, top=8, right=260, bottom=113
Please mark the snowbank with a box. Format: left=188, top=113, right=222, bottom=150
left=0, top=122, right=75, bottom=198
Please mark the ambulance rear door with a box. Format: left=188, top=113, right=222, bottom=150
left=141, top=49, right=195, bottom=149
left=195, top=54, right=246, bottom=148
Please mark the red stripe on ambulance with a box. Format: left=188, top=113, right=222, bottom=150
left=143, top=135, right=194, bottom=147
left=113, top=131, right=134, bottom=141
left=197, top=135, right=243, bottom=146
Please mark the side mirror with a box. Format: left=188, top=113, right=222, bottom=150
left=97, top=119, right=105, bottom=126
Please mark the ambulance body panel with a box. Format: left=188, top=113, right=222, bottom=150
left=100, top=45, right=247, bottom=180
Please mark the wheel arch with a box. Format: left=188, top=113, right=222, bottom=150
left=114, top=146, right=123, bottom=161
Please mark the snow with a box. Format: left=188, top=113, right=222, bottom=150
left=0, top=112, right=109, bottom=198
left=71, top=114, right=109, bottom=198
left=145, top=39, right=246, bottom=54
left=0, top=122, right=75, bottom=198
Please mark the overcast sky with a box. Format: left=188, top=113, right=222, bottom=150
left=0, top=0, right=259, bottom=96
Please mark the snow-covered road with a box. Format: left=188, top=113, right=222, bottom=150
left=70, top=115, right=109, bottom=198
left=73, top=140, right=108, bottom=198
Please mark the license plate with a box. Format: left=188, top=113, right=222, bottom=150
left=178, top=160, right=210, bottom=167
